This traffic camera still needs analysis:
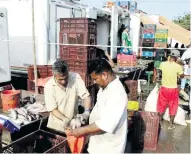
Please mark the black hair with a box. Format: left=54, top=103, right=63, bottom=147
left=88, top=58, right=113, bottom=75
left=174, top=43, right=178, bottom=48
left=52, top=59, right=68, bottom=74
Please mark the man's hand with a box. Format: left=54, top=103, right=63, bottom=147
left=69, top=117, right=82, bottom=129
left=66, top=123, right=103, bottom=138
left=77, top=111, right=90, bottom=125
left=104, top=50, right=110, bottom=57
left=65, top=127, right=85, bottom=138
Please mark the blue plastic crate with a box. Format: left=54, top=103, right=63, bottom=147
left=0, top=115, right=20, bottom=133
left=142, top=51, right=154, bottom=57
left=142, top=33, right=155, bottom=39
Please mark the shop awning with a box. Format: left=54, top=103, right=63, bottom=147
left=140, top=14, right=155, bottom=25
left=140, top=14, right=190, bottom=45
left=158, top=16, right=190, bottom=45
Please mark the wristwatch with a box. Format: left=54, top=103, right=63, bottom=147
left=85, top=109, right=91, bottom=113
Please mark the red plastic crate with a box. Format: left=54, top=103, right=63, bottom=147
left=68, top=60, right=89, bottom=68
left=142, top=29, right=155, bottom=34
left=154, top=43, right=167, bottom=48
left=28, top=66, right=48, bottom=80
left=60, top=18, right=96, bottom=33
left=60, top=18, right=96, bottom=24
left=60, top=46, right=97, bottom=61
left=27, top=79, right=44, bottom=94
left=117, top=54, right=137, bottom=67
left=124, top=80, right=138, bottom=101
left=28, top=65, right=53, bottom=80
left=117, top=61, right=137, bottom=67
left=47, top=66, right=53, bottom=76
left=132, top=111, right=159, bottom=151
left=117, top=54, right=136, bottom=61
left=60, top=23, right=96, bottom=33
left=59, top=32, right=97, bottom=45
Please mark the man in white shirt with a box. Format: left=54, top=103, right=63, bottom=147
left=66, top=59, right=128, bottom=153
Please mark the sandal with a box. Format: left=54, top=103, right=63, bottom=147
left=168, top=125, right=175, bottom=130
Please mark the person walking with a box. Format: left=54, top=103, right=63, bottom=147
left=157, top=49, right=184, bottom=130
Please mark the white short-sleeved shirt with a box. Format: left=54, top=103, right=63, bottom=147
left=44, top=72, right=90, bottom=132
left=88, top=78, right=128, bottom=154
left=183, top=64, right=189, bottom=75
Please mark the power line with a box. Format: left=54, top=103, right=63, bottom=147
left=0, top=39, right=189, bottom=50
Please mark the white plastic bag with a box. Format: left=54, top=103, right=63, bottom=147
left=163, top=107, right=187, bottom=126
left=144, top=85, right=159, bottom=112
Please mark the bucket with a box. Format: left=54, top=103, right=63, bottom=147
left=127, top=101, right=139, bottom=111
left=1, top=90, right=20, bottom=111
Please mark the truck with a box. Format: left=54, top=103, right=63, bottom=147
left=0, top=0, right=142, bottom=89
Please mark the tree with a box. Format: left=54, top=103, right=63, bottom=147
left=173, top=13, right=190, bottom=30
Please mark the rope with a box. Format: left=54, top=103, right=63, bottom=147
left=0, top=39, right=188, bottom=50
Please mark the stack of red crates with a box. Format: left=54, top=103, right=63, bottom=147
left=117, top=54, right=137, bottom=68
left=131, top=111, right=160, bottom=151
left=59, top=18, right=97, bottom=87
left=27, top=65, right=52, bottom=94
left=27, top=65, right=98, bottom=103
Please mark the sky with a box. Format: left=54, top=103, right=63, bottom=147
left=81, top=0, right=190, bottom=20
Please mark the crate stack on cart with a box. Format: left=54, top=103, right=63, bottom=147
left=154, top=29, right=168, bottom=48
left=153, top=29, right=168, bottom=81
left=140, top=24, right=156, bottom=59
left=59, top=18, right=98, bottom=104
left=59, top=18, right=97, bottom=86
left=117, top=54, right=137, bottom=68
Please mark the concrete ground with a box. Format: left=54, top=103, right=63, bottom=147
left=140, top=83, right=190, bottom=153
left=145, top=121, right=190, bottom=153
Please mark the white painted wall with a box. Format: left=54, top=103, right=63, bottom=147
left=0, top=0, right=49, bottom=67
left=130, top=13, right=141, bottom=55
left=110, top=6, right=118, bottom=58
left=0, top=0, right=113, bottom=68
left=0, top=0, right=87, bottom=67
left=96, top=18, right=110, bottom=51
left=0, top=8, right=11, bottom=82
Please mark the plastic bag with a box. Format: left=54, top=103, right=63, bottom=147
left=163, top=107, right=187, bottom=126
left=120, top=47, right=133, bottom=55
left=66, top=135, right=85, bottom=153
left=144, top=85, right=159, bottom=112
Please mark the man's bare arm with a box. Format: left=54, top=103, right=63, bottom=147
left=83, top=96, right=91, bottom=111
left=104, top=50, right=115, bottom=68
left=66, top=123, right=103, bottom=137
left=179, top=74, right=184, bottom=79
left=184, top=75, right=191, bottom=79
